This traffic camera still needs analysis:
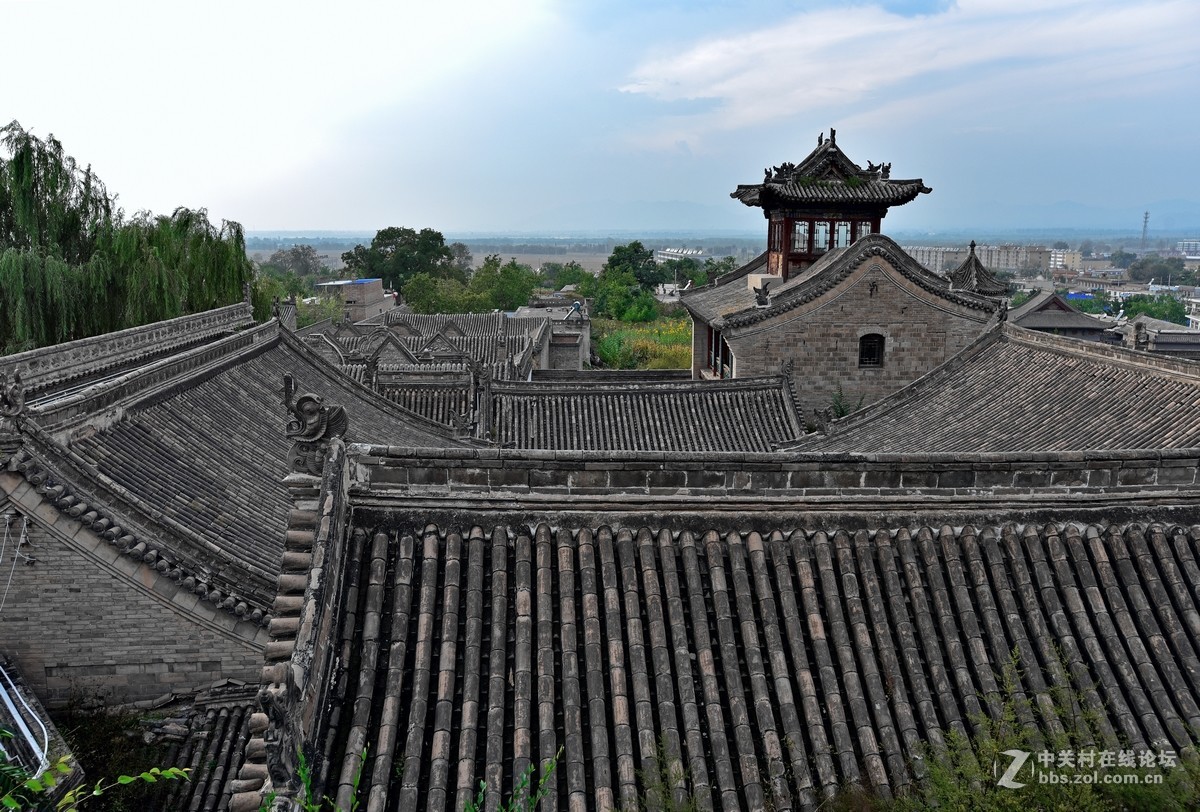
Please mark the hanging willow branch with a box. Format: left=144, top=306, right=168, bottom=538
left=0, top=121, right=252, bottom=354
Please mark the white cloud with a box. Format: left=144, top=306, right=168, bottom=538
left=618, top=0, right=1199, bottom=150
left=3, top=0, right=556, bottom=221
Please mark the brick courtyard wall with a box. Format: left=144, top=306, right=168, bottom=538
left=549, top=339, right=580, bottom=371
left=725, top=257, right=991, bottom=412
left=348, top=445, right=1200, bottom=532
left=0, top=475, right=267, bottom=707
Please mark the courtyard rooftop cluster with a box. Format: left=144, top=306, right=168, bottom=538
left=2, top=134, right=1200, bottom=810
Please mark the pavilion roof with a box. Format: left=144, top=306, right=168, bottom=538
left=946, top=241, right=1009, bottom=296
left=731, top=130, right=930, bottom=210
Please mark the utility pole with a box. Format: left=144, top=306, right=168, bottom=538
left=1142, top=211, right=1150, bottom=249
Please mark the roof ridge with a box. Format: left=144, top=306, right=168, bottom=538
left=490, top=374, right=791, bottom=393
left=31, top=320, right=281, bottom=431
left=722, top=236, right=998, bottom=329
left=1004, top=323, right=1200, bottom=381
left=1, top=302, right=255, bottom=395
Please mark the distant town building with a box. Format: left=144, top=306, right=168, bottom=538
left=314, top=278, right=395, bottom=322
left=1112, top=314, right=1200, bottom=358
left=902, top=243, right=1052, bottom=274
left=1009, top=290, right=1117, bottom=342
left=1179, top=239, right=1200, bottom=259
left=655, top=247, right=714, bottom=263
left=908, top=246, right=956, bottom=273
left=1049, top=249, right=1082, bottom=271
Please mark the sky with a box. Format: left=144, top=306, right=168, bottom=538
left=4, top=0, right=1198, bottom=236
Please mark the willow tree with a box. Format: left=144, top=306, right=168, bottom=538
left=0, top=121, right=252, bottom=354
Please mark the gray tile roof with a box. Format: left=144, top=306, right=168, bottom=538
left=1010, top=291, right=1115, bottom=333
left=5, top=303, right=254, bottom=406
left=304, top=312, right=550, bottom=382
left=1115, top=314, right=1200, bottom=346
left=316, top=519, right=1200, bottom=809
left=158, top=685, right=257, bottom=812
left=789, top=324, right=1200, bottom=453
left=489, top=374, right=805, bottom=452
left=15, top=326, right=465, bottom=607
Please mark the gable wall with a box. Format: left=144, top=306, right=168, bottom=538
left=725, top=259, right=990, bottom=414
left=0, top=476, right=267, bottom=707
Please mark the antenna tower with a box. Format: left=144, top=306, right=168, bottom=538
left=1142, top=211, right=1150, bottom=248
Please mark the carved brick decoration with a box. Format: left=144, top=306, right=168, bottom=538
left=283, top=375, right=349, bottom=476
left=0, top=369, right=24, bottom=457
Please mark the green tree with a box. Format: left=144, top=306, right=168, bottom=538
left=466, top=254, right=537, bottom=311
left=266, top=244, right=326, bottom=276
left=0, top=122, right=251, bottom=353
left=341, top=226, right=456, bottom=291
left=702, top=255, right=738, bottom=281
left=659, top=258, right=703, bottom=288
left=1111, top=248, right=1137, bottom=269
left=1052, top=240, right=1070, bottom=250
left=585, top=266, right=659, bottom=321
left=604, top=241, right=663, bottom=288
left=1127, top=255, right=1189, bottom=284
left=448, top=241, right=473, bottom=276
left=491, top=257, right=538, bottom=311
left=540, top=260, right=591, bottom=289
left=402, top=272, right=471, bottom=314
left=1122, top=294, right=1187, bottom=325
left=561, top=263, right=592, bottom=289
left=0, top=122, right=113, bottom=263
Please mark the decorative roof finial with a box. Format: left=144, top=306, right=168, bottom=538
left=0, top=369, right=26, bottom=456
left=817, top=132, right=824, bottom=147
left=829, top=128, right=836, bottom=145
left=0, top=370, right=24, bottom=420
left=969, top=240, right=977, bottom=255
left=754, top=279, right=771, bottom=308
left=283, top=375, right=349, bottom=475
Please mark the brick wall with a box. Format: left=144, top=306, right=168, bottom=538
left=355, top=445, right=1200, bottom=495
left=0, top=509, right=266, bottom=707
left=725, top=259, right=990, bottom=413
left=548, top=341, right=579, bottom=370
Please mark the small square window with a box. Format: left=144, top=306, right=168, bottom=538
left=859, top=334, right=884, bottom=367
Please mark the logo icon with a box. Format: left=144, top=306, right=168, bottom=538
left=995, top=749, right=1031, bottom=789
